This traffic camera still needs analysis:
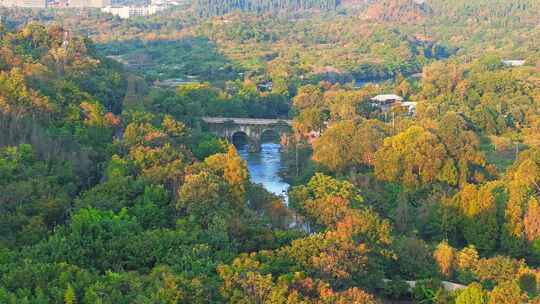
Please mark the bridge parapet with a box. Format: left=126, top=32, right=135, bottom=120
left=202, top=117, right=293, bottom=126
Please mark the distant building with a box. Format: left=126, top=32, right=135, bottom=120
left=502, top=60, right=526, bottom=67
left=256, top=81, right=273, bottom=92
left=370, top=94, right=416, bottom=115
left=2, top=0, right=177, bottom=9
left=154, top=78, right=198, bottom=88
left=47, top=0, right=69, bottom=8
left=151, top=0, right=180, bottom=5
left=101, top=5, right=165, bottom=18
left=370, top=94, right=403, bottom=111
left=21, top=0, right=46, bottom=7
left=306, top=130, right=320, bottom=144
left=400, top=101, right=418, bottom=115
left=68, top=0, right=110, bottom=7
left=370, top=94, right=404, bottom=103
left=1, top=0, right=46, bottom=7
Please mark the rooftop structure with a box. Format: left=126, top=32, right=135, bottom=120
left=400, top=101, right=418, bottom=115
left=370, top=94, right=417, bottom=115
left=1, top=0, right=46, bottom=7
left=68, top=0, right=110, bottom=7
left=154, top=78, right=198, bottom=88
left=151, top=0, right=180, bottom=5
left=502, top=60, right=526, bottom=67
left=101, top=5, right=165, bottom=18
left=255, top=81, right=273, bottom=92
left=370, top=94, right=404, bottom=104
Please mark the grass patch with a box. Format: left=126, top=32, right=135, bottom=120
left=479, top=135, right=518, bottom=173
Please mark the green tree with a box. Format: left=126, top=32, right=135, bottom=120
left=374, top=126, right=448, bottom=188
left=456, top=183, right=501, bottom=254
left=488, top=281, right=527, bottom=304
left=64, top=284, right=76, bottom=304
left=434, top=240, right=456, bottom=278
left=456, top=283, right=487, bottom=304
left=312, top=119, right=388, bottom=173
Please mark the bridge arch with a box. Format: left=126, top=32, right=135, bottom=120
left=231, top=131, right=249, bottom=147
left=260, top=129, right=280, bottom=143
left=202, top=117, right=293, bottom=152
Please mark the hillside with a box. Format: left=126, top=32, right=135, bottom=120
left=1, top=1, right=540, bottom=303
left=364, top=0, right=432, bottom=23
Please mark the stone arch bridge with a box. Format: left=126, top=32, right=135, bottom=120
left=202, top=117, right=293, bottom=152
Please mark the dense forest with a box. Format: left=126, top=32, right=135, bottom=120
left=1, top=0, right=540, bottom=303
left=194, top=0, right=341, bottom=17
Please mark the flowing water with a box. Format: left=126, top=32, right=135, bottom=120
left=236, top=142, right=290, bottom=203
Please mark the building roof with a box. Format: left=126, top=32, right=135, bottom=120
left=370, top=94, right=403, bottom=102
left=502, top=60, right=526, bottom=67
left=400, top=101, right=417, bottom=107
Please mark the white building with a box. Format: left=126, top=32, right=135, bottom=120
left=370, top=94, right=404, bottom=104
left=1, top=0, right=46, bottom=7
left=502, top=60, right=526, bottom=67
left=151, top=0, right=180, bottom=5
left=101, top=5, right=165, bottom=19
left=400, top=101, right=418, bottom=115
left=370, top=94, right=416, bottom=115
left=68, top=0, right=110, bottom=8
left=370, top=94, right=402, bottom=112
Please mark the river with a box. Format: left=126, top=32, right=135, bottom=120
left=236, top=142, right=290, bottom=203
